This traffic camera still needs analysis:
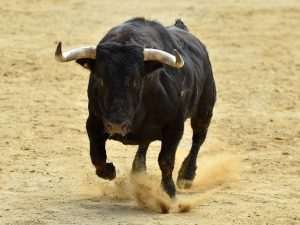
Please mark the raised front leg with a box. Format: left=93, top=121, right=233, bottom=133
left=159, top=118, right=184, bottom=198
left=131, top=143, right=150, bottom=174
left=86, top=114, right=116, bottom=180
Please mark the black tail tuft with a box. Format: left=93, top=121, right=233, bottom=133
left=174, top=19, right=189, bottom=31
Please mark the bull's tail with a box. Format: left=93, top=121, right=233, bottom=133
left=174, top=19, right=189, bottom=32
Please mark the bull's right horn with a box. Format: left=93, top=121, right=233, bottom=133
left=143, top=48, right=184, bottom=68
left=55, top=42, right=96, bottom=62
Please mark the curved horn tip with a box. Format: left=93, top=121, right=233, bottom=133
left=174, top=49, right=184, bottom=68
left=55, top=42, right=64, bottom=62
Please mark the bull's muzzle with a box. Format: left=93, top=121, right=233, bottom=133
left=104, top=120, right=130, bottom=136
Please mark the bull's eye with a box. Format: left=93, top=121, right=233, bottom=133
left=99, top=78, right=104, bottom=87
left=133, top=78, right=140, bottom=88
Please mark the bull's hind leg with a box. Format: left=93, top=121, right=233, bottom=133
left=177, top=78, right=216, bottom=189
left=176, top=116, right=212, bottom=189
left=131, top=143, right=150, bottom=173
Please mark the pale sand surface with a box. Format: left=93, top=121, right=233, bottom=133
left=0, top=0, right=299, bottom=224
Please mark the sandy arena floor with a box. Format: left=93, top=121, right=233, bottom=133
left=0, top=0, right=299, bottom=224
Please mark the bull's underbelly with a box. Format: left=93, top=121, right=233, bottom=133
left=108, top=135, right=142, bottom=145
left=108, top=125, right=162, bottom=145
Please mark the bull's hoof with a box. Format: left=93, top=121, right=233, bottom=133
left=130, top=166, right=146, bottom=176
left=176, top=179, right=193, bottom=189
left=96, top=163, right=116, bottom=180
left=177, top=158, right=196, bottom=189
left=161, top=178, right=176, bottom=199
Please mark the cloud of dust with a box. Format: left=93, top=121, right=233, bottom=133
left=80, top=142, right=240, bottom=213
left=189, top=154, right=240, bottom=193
left=94, top=173, right=213, bottom=213
left=175, top=149, right=240, bottom=193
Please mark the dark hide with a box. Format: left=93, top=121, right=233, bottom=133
left=76, top=18, right=216, bottom=197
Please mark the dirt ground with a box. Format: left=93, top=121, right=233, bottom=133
left=1, top=0, right=299, bottom=224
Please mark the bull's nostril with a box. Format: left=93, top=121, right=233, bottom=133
left=105, top=122, right=113, bottom=132
left=121, top=122, right=129, bottom=132
left=104, top=120, right=130, bottom=135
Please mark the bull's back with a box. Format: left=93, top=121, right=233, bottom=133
left=135, top=20, right=214, bottom=121
left=165, top=26, right=213, bottom=118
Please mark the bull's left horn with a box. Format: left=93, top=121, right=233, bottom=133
left=143, top=48, right=184, bottom=68
left=55, top=42, right=96, bottom=62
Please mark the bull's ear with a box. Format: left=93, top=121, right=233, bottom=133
left=76, top=58, right=95, bottom=71
left=143, top=61, right=162, bottom=75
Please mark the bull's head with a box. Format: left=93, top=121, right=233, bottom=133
left=55, top=42, right=184, bottom=135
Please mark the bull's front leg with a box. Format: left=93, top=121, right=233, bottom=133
left=159, top=118, right=184, bottom=198
left=86, top=114, right=116, bottom=180
left=131, top=143, right=150, bottom=174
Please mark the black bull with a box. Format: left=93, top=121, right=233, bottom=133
left=55, top=18, right=216, bottom=198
